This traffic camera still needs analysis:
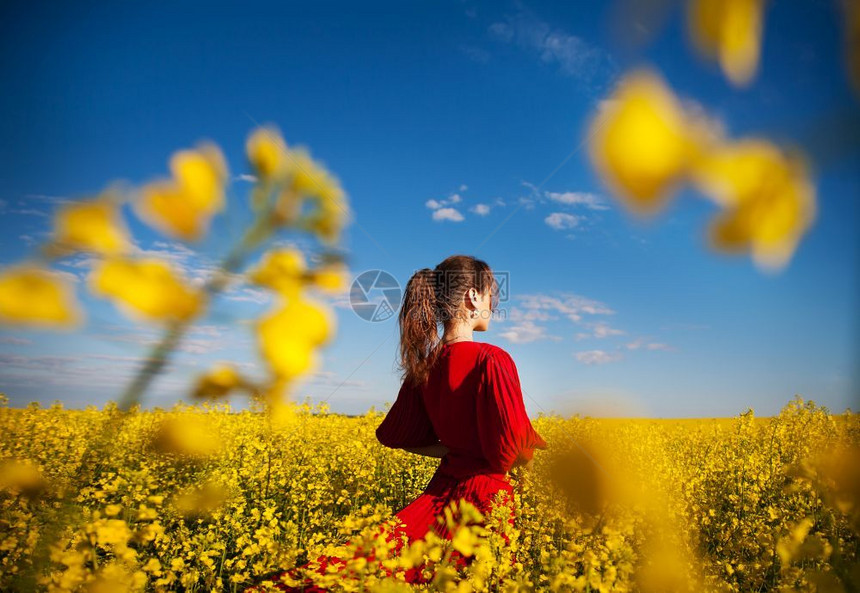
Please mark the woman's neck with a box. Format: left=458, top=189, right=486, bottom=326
left=442, top=323, right=474, bottom=344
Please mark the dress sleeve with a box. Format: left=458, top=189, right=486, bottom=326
left=476, top=349, right=548, bottom=473
left=375, top=380, right=439, bottom=449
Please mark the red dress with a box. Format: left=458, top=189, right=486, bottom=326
left=246, top=341, right=547, bottom=592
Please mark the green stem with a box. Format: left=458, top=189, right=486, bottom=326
left=116, top=206, right=276, bottom=413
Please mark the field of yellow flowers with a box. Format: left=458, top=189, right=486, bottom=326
left=0, top=395, right=857, bottom=593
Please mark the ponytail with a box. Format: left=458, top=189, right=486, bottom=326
left=398, top=267, right=440, bottom=388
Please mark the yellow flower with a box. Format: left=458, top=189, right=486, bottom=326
left=452, top=526, right=478, bottom=557
left=257, top=297, right=335, bottom=380
left=52, top=196, right=131, bottom=255
left=309, top=261, right=349, bottom=294
left=588, top=69, right=697, bottom=216
left=249, top=248, right=307, bottom=298
left=171, top=480, right=228, bottom=518
left=246, top=125, right=291, bottom=181
left=192, top=364, right=244, bottom=399
left=287, top=147, right=328, bottom=197
left=810, top=442, right=860, bottom=518
left=262, top=380, right=299, bottom=429
left=635, top=536, right=701, bottom=593
left=136, top=142, right=228, bottom=241
left=152, top=415, right=221, bottom=458
left=0, top=458, right=47, bottom=498
left=89, top=258, right=204, bottom=323
left=776, top=516, right=814, bottom=565
left=86, top=562, right=147, bottom=593
left=0, top=265, right=82, bottom=327
left=306, top=187, right=350, bottom=246
left=687, top=0, right=766, bottom=87
left=691, top=139, right=817, bottom=271
left=173, top=144, right=228, bottom=208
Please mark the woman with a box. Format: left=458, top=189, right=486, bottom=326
left=248, top=255, right=547, bottom=591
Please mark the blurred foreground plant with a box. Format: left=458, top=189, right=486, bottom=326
left=0, top=124, right=350, bottom=417
left=0, top=125, right=352, bottom=590
left=588, top=67, right=817, bottom=273
left=587, top=0, right=860, bottom=272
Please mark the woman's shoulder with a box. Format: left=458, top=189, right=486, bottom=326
left=474, top=342, right=515, bottom=367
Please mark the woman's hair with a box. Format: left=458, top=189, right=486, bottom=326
left=397, top=254, right=497, bottom=388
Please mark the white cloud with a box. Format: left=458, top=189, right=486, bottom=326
left=516, top=293, right=615, bottom=323
left=646, top=342, right=674, bottom=351
left=517, top=196, right=538, bottom=210
left=488, top=7, right=616, bottom=90
left=235, top=174, right=258, bottom=183
left=470, top=204, right=491, bottom=216
left=460, top=44, right=490, bottom=63
left=545, top=212, right=581, bottom=230
left=223, top=287, right=272, bottom=304
left=575, top=321, right=626, bottom=340
left=498, top=320, right=563, bottom=344
left=508, top=307, right=555, bottom=323
left=625, top=337, right=676, bottom=352
left=426, top=190, right=468, bottom=221
left=93, top=323, right=235, bottom=355
left=591, top=321, right=625, bottom=338
left=545, top=191, right=609, bottom=210
left=432, top=207, right=465, bottom=222
left=574, top=350, right=623, bottom=365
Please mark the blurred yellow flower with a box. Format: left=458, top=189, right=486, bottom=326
left=547, top=440, right=610, bottom=517
left=687, top=0, right=766, bottom=87
left=249, top=248, right=307, bottom=298
left=776, top=516, right=814, bottom=565
left=451, top=525, right=478, bottom=557
left=259, top=335, right=319, bottom=381
left=588, top=69, right=697, bottom=216
left=691, top=139, right=817, bottom=271
left=306, top=188, right=350, bottom=246
left=89, top=258, right=204, bottom=323
left=285, top=147, right=349, bottom=244
left=152, top=415, right=221, bottom=459
left=810, top=442, right=860, bottom=519
left=288, top=147, right=328, bottom=197
left=86, top=562, right=147, bottom=593
left=0, top=458, right=47, bottom=498
left=171, top=480, right=228, bottom=518
left=0, top=265, right=82, bottom=327
left=257, top=296, right=335, bottom=380
left=192, top=364, right=244, bottom=399
left=262, top=380, right=299, bottom=429
left=635, top=536, right=701, bottom=593
left=136, top=142, right=228, bottom=241
left=52, top=197, right=131, bottom=256
left=309, top=261, right=349, bottom=294
left=247, top=125, right=291, bottom=181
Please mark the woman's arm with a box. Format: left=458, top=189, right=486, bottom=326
left=401, top=442, right=450, bottom=458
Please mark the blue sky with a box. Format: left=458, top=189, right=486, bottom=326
left=0, top=0, right=857, bottom=417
